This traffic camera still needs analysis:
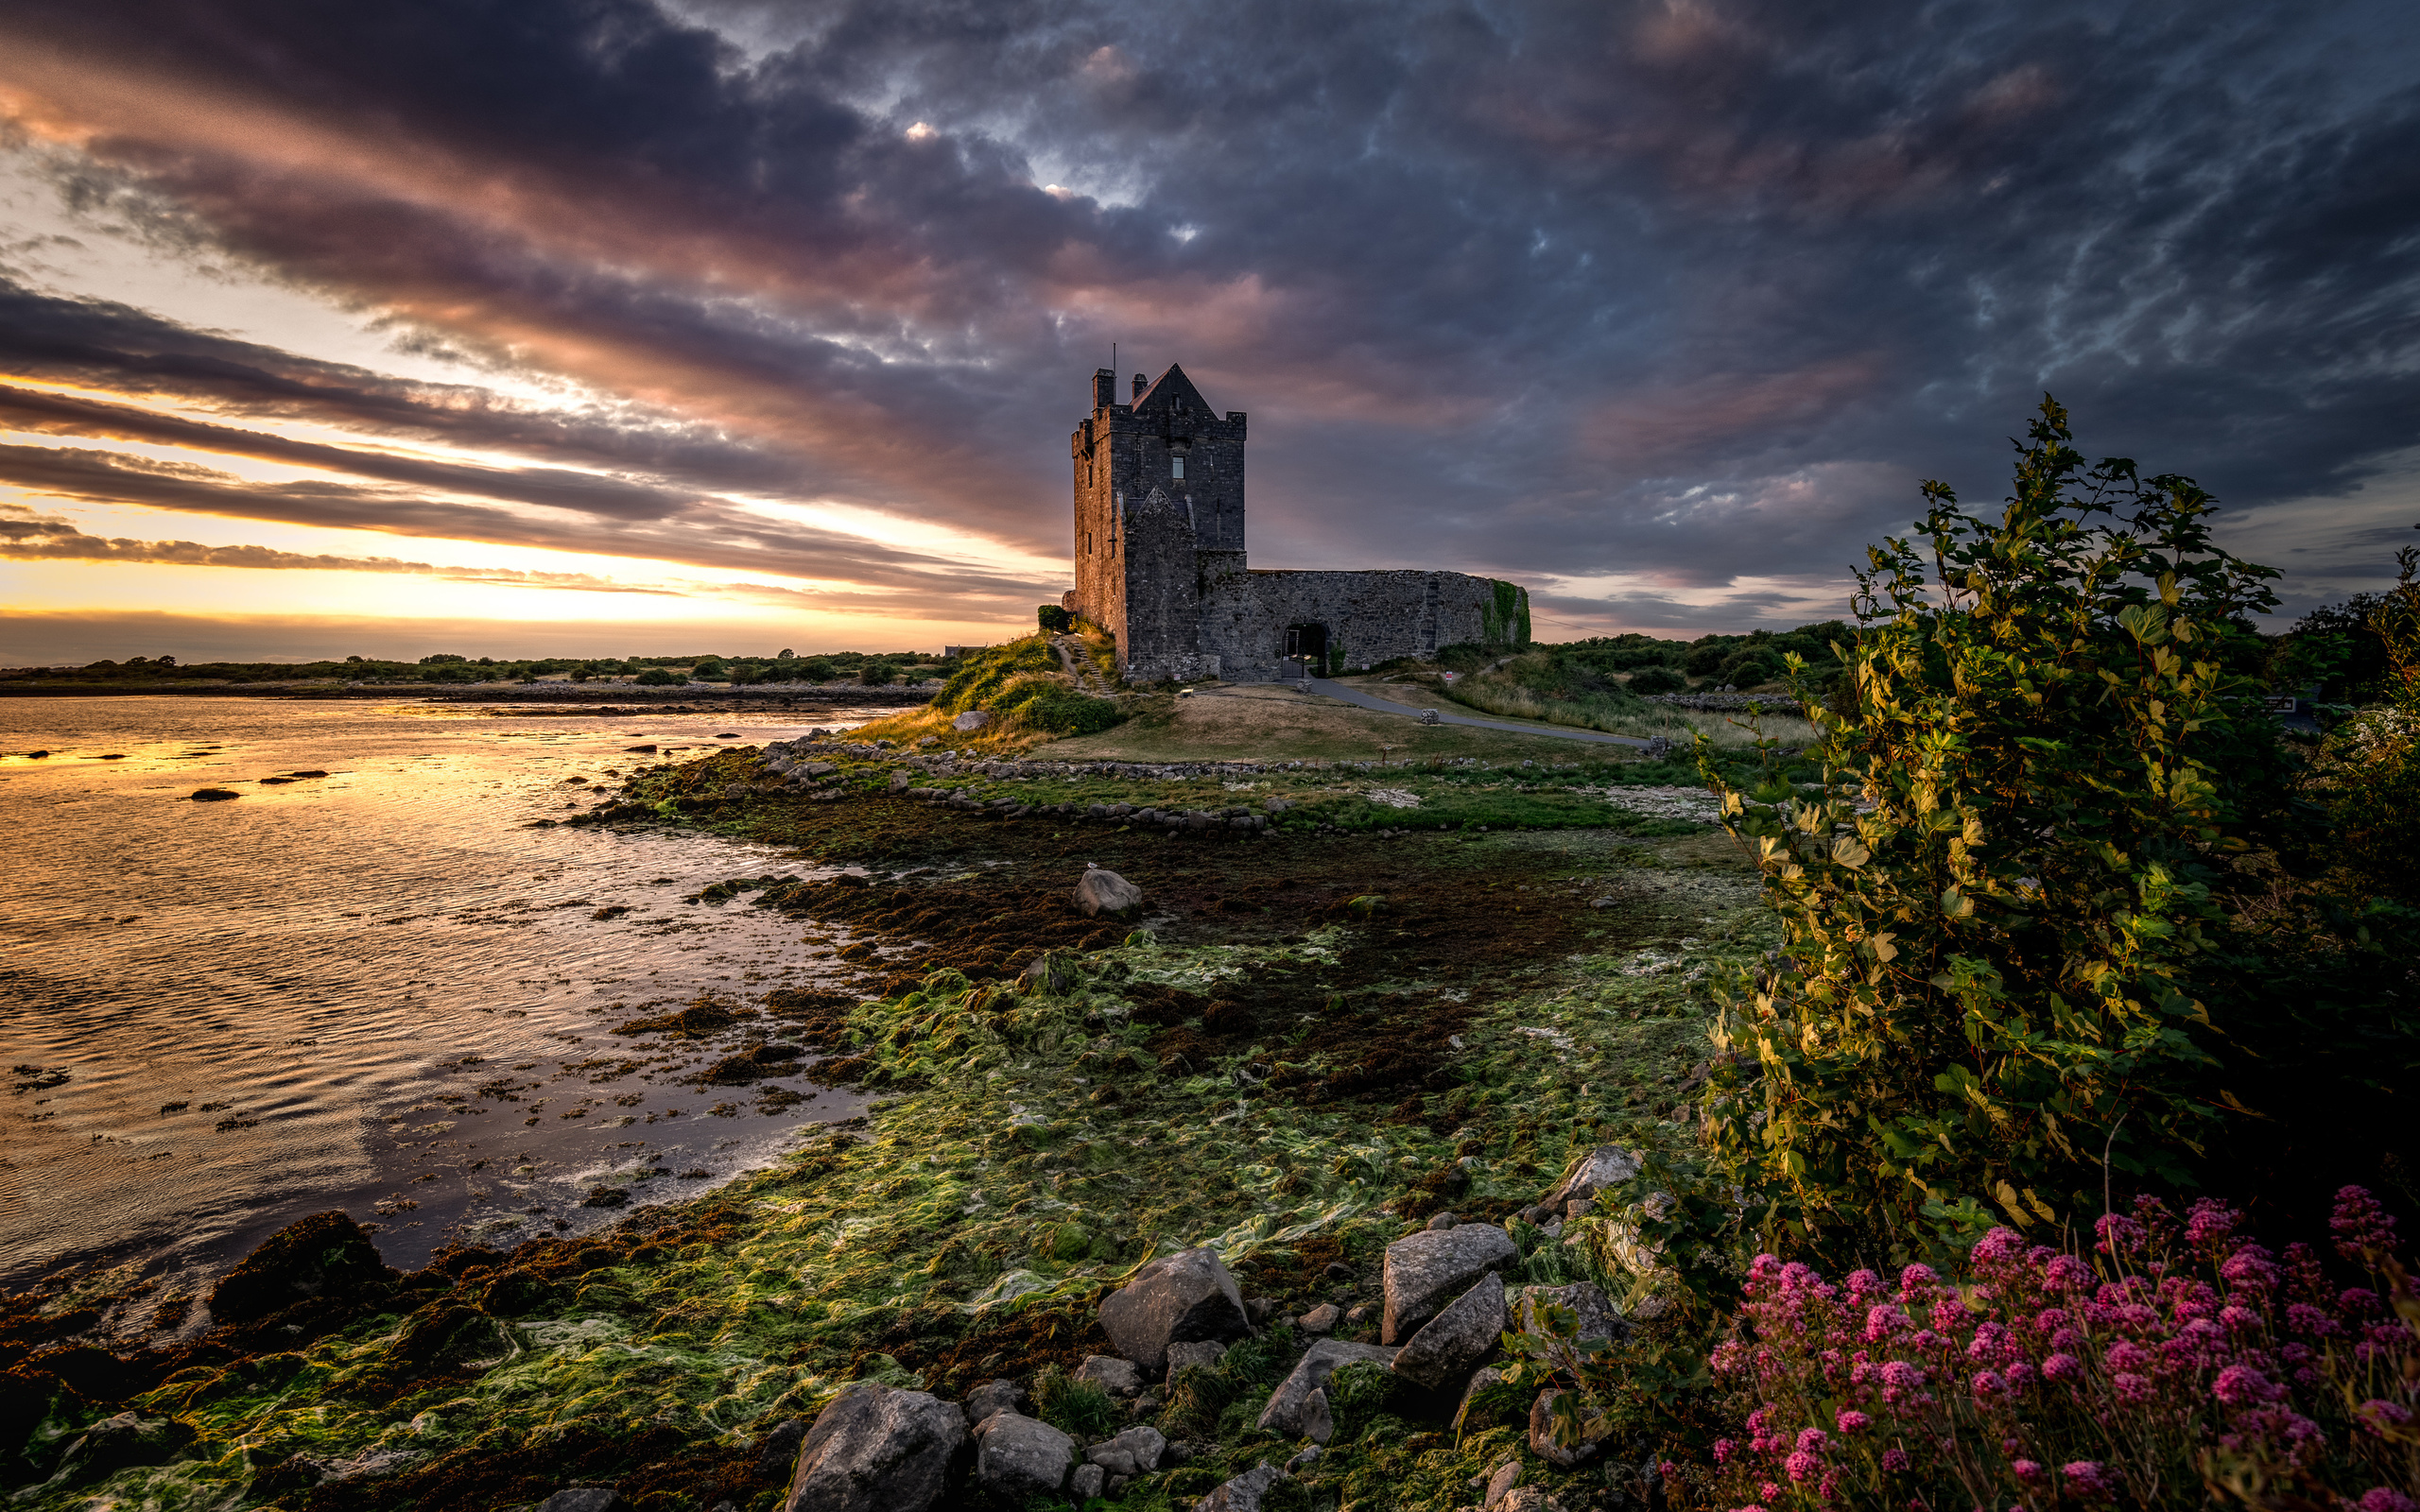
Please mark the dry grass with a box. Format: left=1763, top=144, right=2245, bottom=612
left=1355, top=678, right=1816, bottom=750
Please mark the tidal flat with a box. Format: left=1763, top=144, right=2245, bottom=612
left=2, top=734, right=1774, bottom=1512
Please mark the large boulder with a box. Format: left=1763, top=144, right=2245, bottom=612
left=1380, top=1224, right=1515, bottom=1344
left=1513, top=1281, right=1628, bottom=1348
left=1199, top=1463, right=1287, bottom=1511
left=951, top=710, right=992, bottom=731
left=1073, top=866, right=1144, bottom=919
left=1254, top=1338, right=1397, bottom=1436
left=1391, top=1273, right=1507, bottom=1390
left=784, top=1383, right=966, bottom=1512
left=972, top=1411, right=1074, bottom=1499
left=1084, top=1424, right=1167, bottom=1477
left=209, top=1211, right=397, bottom=1324
left=1098, top=1247, right=1249, bottom=1379
left=1542, top=1146, right=1638, bottom=1211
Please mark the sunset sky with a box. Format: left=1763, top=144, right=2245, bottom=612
left=1, top=0, right=2415, bottom=664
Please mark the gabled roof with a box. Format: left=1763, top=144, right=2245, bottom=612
left=1133, top=363, right=1214, bottom=414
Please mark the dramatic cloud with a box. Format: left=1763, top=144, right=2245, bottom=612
left=0, top=503, right=678, bottom=593
left=0, top=0, right=2412, bottom=656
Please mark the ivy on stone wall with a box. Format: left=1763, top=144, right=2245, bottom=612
left=1482, top=579, right=1532, bottom=646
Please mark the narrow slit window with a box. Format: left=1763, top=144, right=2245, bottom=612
left=1170, top=455, right=1184, bottom=480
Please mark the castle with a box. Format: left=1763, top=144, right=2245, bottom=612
left=1062, top=365, right=1530, bottom=683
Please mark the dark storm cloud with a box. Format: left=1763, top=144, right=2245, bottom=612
left=0, top=0, right=2413, bottom=627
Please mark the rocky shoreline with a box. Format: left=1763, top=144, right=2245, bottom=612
left=2, top=736, right=1763, bottom=1512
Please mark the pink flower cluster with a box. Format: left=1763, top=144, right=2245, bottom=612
left=1704, top=1188, right=2418, bottom=1510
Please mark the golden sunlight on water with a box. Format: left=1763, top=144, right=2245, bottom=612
left=0, top=696, right=890, bottom=1295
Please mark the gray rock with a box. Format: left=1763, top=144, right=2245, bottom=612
left=1542, top=1145, right=1638, bottom=1210
left=1098, top=1246, right=1250, bottom=1379
left=961, top=1379, right=1025, bottom=1428
left=1380, top=1224, right=1516, bottom=1344
left=538, top=1492, right=630, bottom=1512
left=1286, top=1444, right=1323, bottom=1474
left=1392, top=1272, right=1507, bottom=1389
left=1426, top=1211, right=1459, bottom=1230
left=972, top=1411, right=1074, bottom=1499
left=784, top=1383, right=966, bottom=1512
left=1073, top=865, right=1145, bottom=919
left=1302, top=1386, right=1334, bottom=1445
left=1084, top=1424, right=1167, bottom=1477
left=1254, top=1338, right=1397, bottom=1435
left=1199, top=1463, right=1287, bottom=1511
left=951, top=710, right=992, bottom=731
left=1528, top=1388, right=1601, bottom=1468
left=1501, top=1488, right=1563, bottom=1512
left=1514, top=1281, right=1628, bottom=1347
left=1069, top=1463, right=1106, bottom=1501
left=1296, top=1302, right=1340, bottom=1333
left=1075, top=1353, right=1145, bottom=1399
left=1564, top=1198, right=1596, bottom=1220
left=1163, top=1338, right=1230, bottom=1383
left=1485, top=1460, right=1524, bottom=1510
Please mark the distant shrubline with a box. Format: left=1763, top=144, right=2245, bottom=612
left=1064, top=365, right=1529, bottom=682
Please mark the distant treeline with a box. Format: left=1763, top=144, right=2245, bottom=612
left=0, top=648, right=960, bottom=687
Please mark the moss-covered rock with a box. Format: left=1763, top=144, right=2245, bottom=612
left=207, top=1212, right=397, bottom=1326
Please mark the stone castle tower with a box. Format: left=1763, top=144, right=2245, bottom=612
left=1065, top=365, right=1528, bottom=682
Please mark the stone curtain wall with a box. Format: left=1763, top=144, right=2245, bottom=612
left=1192, top=569, right=1506, bottom=681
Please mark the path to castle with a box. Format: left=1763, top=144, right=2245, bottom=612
left=1304, top=678, right=1651, bottom=748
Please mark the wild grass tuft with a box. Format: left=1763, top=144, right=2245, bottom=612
left=1031, top=1366, right=1120, bottom=1439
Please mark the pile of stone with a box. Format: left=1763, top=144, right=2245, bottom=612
left=754, top=1146, right=1656, bottom=1509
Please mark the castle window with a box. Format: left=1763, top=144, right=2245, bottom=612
left=1170, top=455, right=1185, bottom=480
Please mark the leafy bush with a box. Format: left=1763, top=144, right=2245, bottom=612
left=633, top=667, right=682, bottom=686
left=1702, top=398, right=2303, bottom=1252
left=1038, top=604, right=1074, bottom=633
left=1000, top=679, right=1126, bottom=736
left=1628, top=664, right=1686, bottom=696
left=1703, top=1188, right=2419, bottom=1510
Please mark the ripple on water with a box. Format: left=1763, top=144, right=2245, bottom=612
left=0, top=696, right=898, bottom=1294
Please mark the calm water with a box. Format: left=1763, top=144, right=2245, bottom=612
left=0, top=696, right=891, bottom=1298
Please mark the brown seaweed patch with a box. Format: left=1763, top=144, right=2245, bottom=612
left=610, top=999, right=753, bottom=1039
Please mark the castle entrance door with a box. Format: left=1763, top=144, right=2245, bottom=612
left=1284, top=622, right=1328, bottom=678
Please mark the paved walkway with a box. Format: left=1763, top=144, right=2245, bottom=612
left=1303, top=678, right=1651, bottom=749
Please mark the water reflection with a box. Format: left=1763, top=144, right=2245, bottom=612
left=0, top=696, right=895, bottom=1296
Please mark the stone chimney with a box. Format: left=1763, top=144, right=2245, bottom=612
left=1093, top=368, right=1116, bottom=408
left=1132, top=371, right=1148, bottom=400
